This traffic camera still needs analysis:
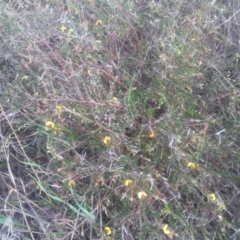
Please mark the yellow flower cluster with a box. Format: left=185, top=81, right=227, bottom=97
left=87, top=69, right=92, bottom=76
left=187, top=162, right=200, bottom=170
left=218, top=204, right=226, bottom=210
left=187, top=162, right=196, bottom=169
left=208, top=193, right=226, bottom=211
left=137, top=191, right=147, bottom=199
left=61, top=25, right=67, bottom=32
left=148, top=129, right=155, bottom=138
left=56, top=105, right=62, bottom=113
left=162, top=224, right=172, bottom=235
left=104, top=226, right=111, bottom=235
left=112, top=97, right=120, bottom=105
left=68, top=180, right=76, bottom=187
left=125, top=179, right=133, bottom=187
left=124, top=180, right=148, bottom=200
left=216, top=215, right=223, bottom=222
left=102, top=136, right=111, bottom=145
left=208, top=193, right=216, bottom=201
left=46, top=121, right=55, bottom=129
left=95, top=19, right=103, bottom=26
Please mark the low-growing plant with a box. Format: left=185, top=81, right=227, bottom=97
left=0, top=0, right=240, bottom=239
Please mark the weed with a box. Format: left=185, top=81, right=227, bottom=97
left=0, top=0, right=240, bottom=239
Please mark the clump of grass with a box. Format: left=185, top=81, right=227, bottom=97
left=0, top=0, right=240, bottom=239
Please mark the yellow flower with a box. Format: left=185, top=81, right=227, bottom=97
left=187, top=162, right=196, bottom=169
left=209, top=193, right=216, bottom=201
left=188, top=162, right=201, bottom=171
left=218, top=204, right=226, bottom=210
left=68, top=180, right=76, bottom=187
left=125, top=179, right=133, bottom=187
left=95, top=19, right=103, bottom=26
left=87, top=69, right=92, bottom=76
left=56, top=105, right=62, bottom=113
left=148, top=129, right=155, bottom=138
left=46, top=121, right=55, bottom=129
left=162, top=224, right=171, bottom=235
left=216, top=215, right=223, bottom=222
left=102, top=136, right=111, bottom=145
left=137, top=191, right=147, bottom=199
left=112, top=97, right=120, bottom=104
left=61, top=25, right=67, bottom=32
left=104, top=226, right=112, bottom=235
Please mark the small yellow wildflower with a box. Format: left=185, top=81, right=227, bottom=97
left=56, top=105, right=62, bottom=113
left=95, top=19, right=103, bottom=26
left=102, top=136, right=111, bottom=145
left=216, top=215, right=223, bottom=222
left=46, top=121, right=55, bottom=129
left=112, top=97, right=120, bottom=104
left=187, top=162, right=196, bottom=169
left=159, top=54, right=167, bottom=60
left=61, top=25, right=67, bottom=32
left=125, top=179, right=133, bottom=187
left=137, top=191, right=147, bottom=199
left=87, top=69, right=92, bottom=76
left=104, top=226, right=112, bottom=236
left=209, top=193, right=216, bottom=201
left=162, top=224, right=171, bottom=235
left=218, top=204, right=226, bottom=210
left=68, top=179, right=76, bottom=187
left=148, top=129, right=155, bottom=138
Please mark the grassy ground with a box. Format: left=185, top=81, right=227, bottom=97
left=0, top=0, right=240, bottom=239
